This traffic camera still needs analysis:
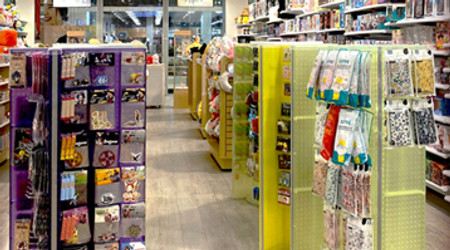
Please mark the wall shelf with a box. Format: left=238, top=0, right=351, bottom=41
left=280, top=8, right=305, bottom=15
left=237, top=23, right=252, bottom=28
left=426, top=180, right=450, bottom=195
left=0, top=120, right=9, bottom=129
left=319, top=0, right=345, bottom=9
left=344, top=30, right=392, bottom=36
left=435, top=83, right=450, bottom=90
left=0, top=63, right=9, bottom=68
left=345, top=3, right=405, bottom=14
left=0, top=99, right=9, bottom=105
left=434, top=114, right=450, bottom=125
left=433, top=50, right=450, bottom=57
left=426, top=146, right=450, bottom=159
left=386, top=16, right=450, bottom=27
left=250, top=16, right=270, bottom=23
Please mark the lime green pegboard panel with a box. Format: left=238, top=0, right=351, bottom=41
left=232, top=44, right=257, bottom=199
left=260, top=45, right=291, bottom=250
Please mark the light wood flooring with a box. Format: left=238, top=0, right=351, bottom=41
left=0, top=96, right=449, bottom=249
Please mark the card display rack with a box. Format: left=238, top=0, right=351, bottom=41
left=9, top=46, right=147, bottom=250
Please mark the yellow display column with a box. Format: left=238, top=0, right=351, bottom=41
left=260, top=45, right=291, bottom=250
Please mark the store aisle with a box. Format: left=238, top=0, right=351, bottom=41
left=145, top=98, right=259, bottom=250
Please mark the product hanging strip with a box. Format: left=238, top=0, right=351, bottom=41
left=9, top=48, right=51, bottom=250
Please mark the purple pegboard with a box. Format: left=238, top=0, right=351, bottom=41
left=10, top=169, right=30, bottom=202
left=10, top=88, right=35, bottom=127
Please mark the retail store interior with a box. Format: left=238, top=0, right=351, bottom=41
left=0, top=0, right=450, bottom=249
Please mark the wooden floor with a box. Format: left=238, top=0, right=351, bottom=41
left=0, top=95, right=449, bottom=249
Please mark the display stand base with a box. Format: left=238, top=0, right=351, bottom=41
left=208, top=138, right=231, bottom=171
left=190, top=111, right=198, bottom=121
left=199, top=128, right=207, bottom=139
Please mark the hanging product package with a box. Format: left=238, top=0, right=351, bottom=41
left=412, top=49, right=435, bottom=96
left=69, top=90, right=88, bottom=124
left=362, top=165, right=371, bottom=217
left=385, top=48, right=414, bottom=98
left=121, top=51, right=146, bottom=86
left=318, top=50, right=340, bottom=101
left=321, top=105, right=342, bottom=160
left=120, top=203, right=145, bottom=239
left=90, top=52, right=116, bottom=87
left=354, top=165, right=364, bottom=216
left=341, top=164, right=356, bottom=215
left=385, top=99, right=413, bottom=147
left=65, top=131, right=89, bottom=169
left=93, top=132, right=119, bottom=167
left=60, top=206, right=91, bottom=246
left=312, top=154, right=328, bottom=198
left=94, top=205, right=120, bottom=243
left=441, top=125, right=450, bottom=151
left=411, top=98, right=438, bottom=146
left=121, top=88, right=146, bottom=128
left=345, top=217, right=373, bottom=250
left=359, top=51, right=372, bottom=108
left=323, top=205, right=341, bottom=250
left=352, top=111, right=373, bottom=165
left=329, top=50, right=360, bottom=105
left=9, top=52, right=27, bottom=88
left=90, top=89, right=116, bottom=130
left=348, top=52, right=362, bottom=108
left=325, top=163, right=342, bottom=206
left=95, top=168, right=121, bottom=206
left=306, top=50, right=327, bottom=99
left=120, top=129, right=145, bottom=164
left=332, top=108, right=359, bottom=166
left=60, top=170, right=88, bottom=207
left=314, top=102, right=330, bottom=148
left=65, top=52, right=91, bottom=89
left=121, top=166, right=145, bottom=203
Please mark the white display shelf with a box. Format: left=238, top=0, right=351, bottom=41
left=443, top=170, right=450, bottom=178
left=236, top=23, right=252, bottom=28
left=435, top=83, right=450, bottom=90
left=385, top=16, right=450, bottom=27
left=345, top=3, right=405, bottom=14
left=297, top=11, right=322, bottom=18
left=318, top=28, right=346, bottom=33
left=344, top=30, right=392, bottom=36
left=445, top=93, right=450, bottom=99
left=0, top=120, right=9, bottom=129
left=444, top=43, right=450, bottom=48
left=0, top=99, right=9, bottom=105
left=433, top=50, right=450, bottom=57
left=435, top=114, right=450, bottom=125
left=267, top=37, right=282, bottom=41
left=280, top=8, right=305, bottom=15
left=280, top=30, right=317, bottom=36
left=211, top=20, right=222, bottom=26
left=319, top=0, right=345, bottom=9
left=445, top=195, right=450, bottom=203
left=249, top=16, right=270, bottom=23
left=0, top=63, right=9, bottom=68
left=426, top=180, right=450, bottom=195
left=267, top=19, right=284, bottom=24
left=0, top=81, right=8, bottom=87
left=426, top=146, right=450, bottom=159
left=443, top=67, right=450, bottom=73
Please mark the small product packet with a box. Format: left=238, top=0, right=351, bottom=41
left=314, top=102, right=330, bottom=149
left=318, top=50, right=341, bottom=100
left=411, top=98, right=438, bottom=146
left=306, top=50, right=327, bottom=99
left=412, top=49, right=435, bottom=96
left=332, top=108, right=360, bottom=166
left=328, top=50, right=361, bottom=105
left=385, top=99, right=413, bottom=147
left=385, top=48, right=414, bottom=98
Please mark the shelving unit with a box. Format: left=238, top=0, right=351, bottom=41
left=0, top=57, right=9, bottom=166
left=345, top=3, right=405, bottom=14
left=344, top=30, right=392, bottom=36
left=426, top=146, right=450, bottom=159
left=434, top=114, right=450, bottom=125
left=434, top=50, right=450, bottom=57
left=318, top=0, right=344, bottom=9
left=426, top=180, right=450, bottom=196
left=386, top=16, right=450, bottom=27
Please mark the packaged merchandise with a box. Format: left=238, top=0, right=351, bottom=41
left=345, top=217, right=373, bottom=250
left=430, top=160, right=449, bottom=186
left=385, top=49, right=414, bottom=98
left=332, top=108, right=360, bottom=166
left=325, top=163, right=342, bottom=206
left=121, top=203, right=145, bottom=239
left=121, top=88, right=145, bottom=128
left=60, top=206, right=91, bottom=245
left=95, top=168, right=121, bottom=206
left=314, top=102, right=330, bottom=149
left=90, top=89, right=116, bottom=130
left=318, top=50, right=340, bottom=100
left=320, top=105, right=342, bottom=161
left=306, top=50, right=327, bottom=99
left=120, top=130, right=145, bottom=164
left=359, top=52, right=372, bottom=108
left=60, top=170, right=88, bottom=206
left=341, top=164, right=356, bottom=215
left=329, top=50, right=361, bottom=105
left=412, top=49, right=435, bottom=96
left=121, top=166, right=145, bottom=203
left=312, top=155, right=328, bottom=198
left=93, top=132, right=119, bottom=167
left=94, top=205, right=120, bottom=243
left=436, top=22, right=449, bottom=50
left=385, top=99, right=413, bottom=147
left=64, top=131, right=89, bottom=169
left=352, top=111, right=373, bottom=165
left=411, top=99, right=438, bottom=146
left=9, top=52, right=27, bottom=88
left=323, top=206, right=341, bottom=249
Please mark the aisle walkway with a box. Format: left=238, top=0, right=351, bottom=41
left=145, top=99, right=259, bottom=250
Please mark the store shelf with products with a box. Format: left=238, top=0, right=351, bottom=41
left=344, top=29, right=392, bottom=37
left=386, top=16, right=450, bottom=27
left=435, top=114, right=450, bottom=125
left=426, top=180, right=450, bottom=196
left=433, top=50, right=450, bottom=57
left=318, top=0, right=345, bottom=9
left=345, top=3, right=405, bottom=14
left=435, top=82, right=450, bottom=90
left=426, top=146, right=450, bottom=159
left=280, top=8, right=305, bottom=15
left=9, top=46, right=147, bottom=249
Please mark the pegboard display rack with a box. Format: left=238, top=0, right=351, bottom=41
left=291, top=44, right=426, bottom=250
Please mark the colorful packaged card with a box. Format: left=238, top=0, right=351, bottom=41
left=61, top=206, right=91, bottom=245
left=90, top=89, right=116, bottom=130
left=121, top=203, right=145, bottom=239
left=121, top=88, right=145, bottom=128
left=95, top=168, right=121, bottom=206
left=120, top=130, right=145, bottom=164
left=121, top=166, right=145, bottom=203
left=94, top=205, right=120, bottom=243
left=93, top=131, right=119, bottom=167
